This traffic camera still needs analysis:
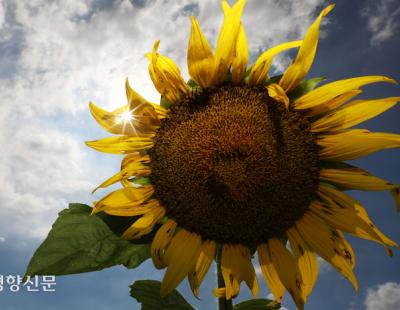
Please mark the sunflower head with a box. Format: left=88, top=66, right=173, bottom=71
left=86, top=1, right=399, bottom=309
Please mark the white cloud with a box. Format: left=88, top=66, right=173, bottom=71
left=0, top=0, right=327, bottom=241
left=365, top=282, right=400, bottom=310
left=0, top=0, right=5, bottom=30
left=0, top=237, right=5, bottom=242
left=361, top=0, right=400, bottom=46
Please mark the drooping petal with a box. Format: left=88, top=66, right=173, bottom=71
left=311, top=97, right=400, bottom=132
left=257, top=244, right=285, bottom=303
left=188, top=240, right=216, bottom=297
left=85, top=135, right=154, bottom=154
left=267, top=83, right=290, bottom=108
left=295, top=76, right=396, bottom=110
left=220, top=244, right=259, bottom=299
left=147, top=40, right=189, bottom=104
left=160, top=229, right=202, bottom=297
left=92, top=155, right=151, bottom=192
left=187, top=16, right=215, bottom=88
left=248, top=41, right=302, bottom=86
left=316, top=187, right=398, bottom=254
left=295, top=213, right=358, bottom=290
left=151, top=220, right=177, bottom=269
left=287, top=229, right=318, bottom=300
left=213, top=0, right=246, bottom=85
left=266, top=238, right=305, bottom=310
left=279, top=5, right=335, bottom=92
left=318, top=130, right=400, bottom=161
left=92, top=185, right=154, bottom=215
left=121, top=206, right=165, bottom=240
left=306, top=89, right=362, bottom=117
left=320, top=167, right=398, bottom=191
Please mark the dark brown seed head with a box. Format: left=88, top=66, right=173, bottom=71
left=149, top=86, right=320, bottom=246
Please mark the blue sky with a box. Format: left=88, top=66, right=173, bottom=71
left=0, top=0, right=400, bottom=309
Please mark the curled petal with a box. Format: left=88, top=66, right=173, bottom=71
left=279, top=5, right=335, bottom=92
left=248, top=41, right=302, bottom=86
left=147, top=40, right=189, bottom=104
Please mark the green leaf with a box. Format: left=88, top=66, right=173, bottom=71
left=160, top=97, right=172, bottom=109
left=288, top=77, right=326, bottom=101
left=130, top=280, right=194, bottom=310
left=25, top=203, right=150, bottom=276
left=233, top=299, right=281, bottom=310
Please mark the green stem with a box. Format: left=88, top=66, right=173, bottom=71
left=216, top=245, right=233, bottom=310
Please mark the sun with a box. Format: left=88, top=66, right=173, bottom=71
left=85, top=1, right=400, bottom=309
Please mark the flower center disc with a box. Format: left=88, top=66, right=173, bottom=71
left=150, top=86, right=320, bottom=246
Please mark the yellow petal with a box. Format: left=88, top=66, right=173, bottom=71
left=92, top=155, right=150, bottom=193
left=295, top=76, right=396, bottom=109
left=287, top=228, right=318, bottom=300
left=257, top=244, right=285, bottom=303
left=89, top=101, right=159, bottom=136
left=267, top=238, right=305, bottom=310
left=187, top=16, right=215, bottom=89
left=320, top=167, right=398, bottom=191
left=222, top=0, right=248, bottom=85
left=188, top=240, right=216, bottom=297
left=121, top=206, right=165, bottom=240
left=279, top=5, right=335, bottom=92
left=85, top=135, right=154, bottom=154
left=160, top=229, right=202, bottom=297
left=99, top=199, right=159, bottom=217
left=316, top=188, right=398, bottom=254
left=147, top=40, right=189, bottom=104
left=295, top=213, right=358, bottom=291
left=306, top=89, right=362, bottom=117
left=312, top=97, right=400, bottom=132
left=213, top=0, right=246, bottom=85
left=318, top=130, right=400, bottom=161
left=267, top=83, right=289, bottom=108
left=232, top=25, right=248, bottom=85
left=248, top=40, right=302, bottom=86
left=125, top=79, right=167, bottom=117
left=221, top=244, right=259, bottom=299
left=92, top=185, right=154, bottom=215
left=151, top=220, right=177, bottom=269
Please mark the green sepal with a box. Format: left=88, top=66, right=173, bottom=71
left=187, top=78, right=198, bottom=88
left=130, top=280, right=195, bottom=310
left=160, top=97, right=172, bottom=109
left=25, top=203, right=151, bottom=277
left=132, top=176, right=152, bottom=186
left=265, top=74, right=283, bottom=86
left=288, top=77, right=326, bottom=101
left=233, top=299, right=281, bottom=310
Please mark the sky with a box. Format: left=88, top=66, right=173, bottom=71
left=0, top=0, right=399, bottom=309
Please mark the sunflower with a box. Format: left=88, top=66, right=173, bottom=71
left=86, top=1, right=400, bottom=309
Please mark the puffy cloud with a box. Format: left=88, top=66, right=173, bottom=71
left=361, top=0, right=400, bottom=46
left=0, top=0, right=327, bottom=241
left=365, top=282, right=400, bottom=310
